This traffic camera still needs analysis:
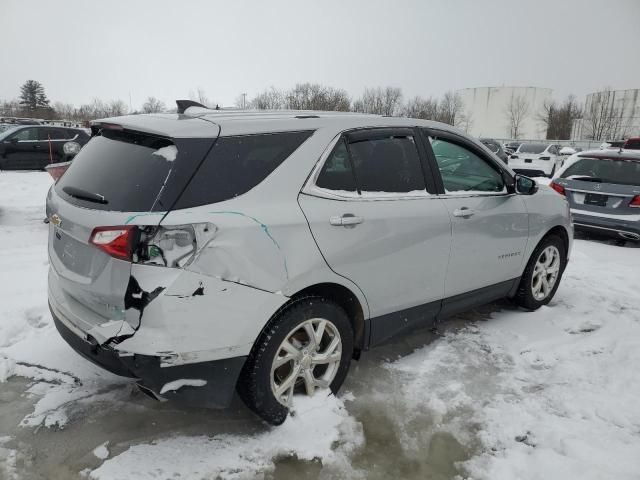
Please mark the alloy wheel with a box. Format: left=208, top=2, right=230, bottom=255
left=531, top=245, right=561, bottom=301
left=270, top=318, right=342, bottom=407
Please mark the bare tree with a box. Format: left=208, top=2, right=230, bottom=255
left=583, top=88, right=628, bottom=141
left=352, top=87, right=403, bottom=116
left=538, top=95, right=582, bottom=140
left=437, top=91, right=466, bottom=126
left=403, top=96, right=439, bottom=120
left=505, top=93, right=530, bottom=139
left=250, top=87, right=285, bottom=110
left=284, top=83, right=351, bottom=111
left=141, top=97, right=165, bottom=114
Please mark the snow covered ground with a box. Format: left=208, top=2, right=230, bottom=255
left=0, top=171, right=639, bottom=479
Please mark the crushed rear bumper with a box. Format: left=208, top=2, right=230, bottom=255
left=51, top=304, right=246, bottom=408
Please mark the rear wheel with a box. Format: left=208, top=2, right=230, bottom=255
left=237, top=297, right=353, bottom=425
left=514, top=234, right=566, bottom=310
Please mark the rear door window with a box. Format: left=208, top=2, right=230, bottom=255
left=174, top=131, right=313, bottom=209
left=349, top=134, right=426, bottom=194
left=316, top=140, right=357, bottom=192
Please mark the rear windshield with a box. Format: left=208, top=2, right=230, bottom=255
left=56, top=129, right=176, bottom=212
left=561, top=157, right=640, bottom=186
left=174, top=131, right=313, bottom=209
left=519, top=144, right=547, bottom=154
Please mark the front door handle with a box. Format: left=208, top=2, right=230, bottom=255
left=452, top=207, right=475, bottom=218
left=330, top=214, right=364, bottom=226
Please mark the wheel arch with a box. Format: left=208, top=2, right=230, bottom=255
left=290, top=282, right=367, bottom=357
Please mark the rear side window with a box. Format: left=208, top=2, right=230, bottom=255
left=316, top=140, right=357, bottom=192
left=174, top=131, right=313, bottom=209
left=349, top=136, right=425, bottom=193
left=561, top=157, right=640, bottom=186
left=56, top=129, right=175, bottom=212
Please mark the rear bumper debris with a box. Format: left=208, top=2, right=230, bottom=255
left=51, top=304, right=247, bottom=408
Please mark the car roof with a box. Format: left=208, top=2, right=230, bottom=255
left=577, top=150, right=640, bottom=161
left=92, top=109, right=463, bottom=139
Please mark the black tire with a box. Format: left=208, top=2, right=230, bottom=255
left=237, top=296, right=354, bottom=425
left=514, top=234, right=567, bottom=310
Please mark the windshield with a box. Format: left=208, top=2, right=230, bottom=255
left=561, top=157, right=640, bottom=186
left=518, top=144, right=547, bottom=154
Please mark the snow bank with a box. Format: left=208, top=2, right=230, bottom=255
left=388, top=240, right=640, bottom=479
left=89, top=392, right=364, bottom=479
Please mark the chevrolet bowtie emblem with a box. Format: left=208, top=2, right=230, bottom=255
left=50, top=214, right=62, bottom=226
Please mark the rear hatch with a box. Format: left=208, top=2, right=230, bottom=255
left=47, top=119, right=219, bottom=343
left=555, top=155, right=640, bottom=216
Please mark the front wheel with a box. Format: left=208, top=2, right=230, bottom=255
left=237, top=297, right=353, bottom=425
left=514, top=234, right=566, bottom=310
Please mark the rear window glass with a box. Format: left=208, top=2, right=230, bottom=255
left=518, top=144, right=547, bottom=154
left=174, top=131, right=313, bottom=209
left=56, top=130, right=175, bottom=212
left=561, top=157, right=640, bottom=186
left=349, top=135, right=425, bottom=193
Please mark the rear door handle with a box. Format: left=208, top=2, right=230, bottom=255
left=452, top=207, right=475, bottom=218
left=330, top=214, right=364, bottom=226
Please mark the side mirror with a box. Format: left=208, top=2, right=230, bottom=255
left=8, top=138, right=19, bottom=144
left=515, top=174, right=538, bottom=195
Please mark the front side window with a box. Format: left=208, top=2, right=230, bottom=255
left=430, top=137, right=505, bottom=193
left=10, top=128, right=38, bottom=141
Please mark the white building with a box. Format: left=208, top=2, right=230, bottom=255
left=571, top=88, right=640, bottom=141
left=457, top=86, right=552, bottom=140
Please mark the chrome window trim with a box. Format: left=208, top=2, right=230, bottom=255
left=571, top=208, right=640, bottom=221
left=302, top=130, right=434, bottom=202
left=565, top=187, right=636, bottom=197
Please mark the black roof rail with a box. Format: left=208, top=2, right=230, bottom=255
left=176, top=100, right=207, bottom=114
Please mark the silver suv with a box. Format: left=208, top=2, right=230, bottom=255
left=47, top=105, right=572, bottom=424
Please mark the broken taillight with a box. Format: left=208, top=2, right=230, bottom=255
left=89, top=226, right=137, bottom=261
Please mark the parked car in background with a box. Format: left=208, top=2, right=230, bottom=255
left=0, top=125, right=90, bottom=170
left=504, top=141, right=521, bottom=154
left=480, top=138, right=509, bottom=163
left=600, top=140, right=625, bottom=150
left=0, top=124, right=17, bottom=133
left=551, top=149, right=640, bottom=242
left=509, top=143, right=563, bottom=177
left=47, top=107, right=572, bottom=425
left=560, top=146, right=577, bottom=156
left=623, top=137, right=640, bottom=150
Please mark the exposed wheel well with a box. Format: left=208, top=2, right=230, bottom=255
left=291, top=283, right=366, bottom=357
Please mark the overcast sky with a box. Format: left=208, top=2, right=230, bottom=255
left=2, top=0, right=639, bottom=110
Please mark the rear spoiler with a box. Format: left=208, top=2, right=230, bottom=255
left=176, top=100, right=207, bottom=114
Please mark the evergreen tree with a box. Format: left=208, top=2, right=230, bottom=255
left=19, top=80, right=50, bottom=111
